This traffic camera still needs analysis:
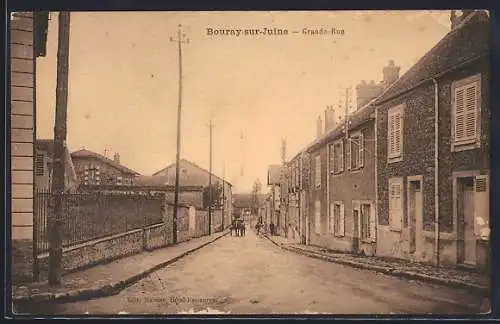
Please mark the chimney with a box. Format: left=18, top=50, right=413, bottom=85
left=324, top=106, right=336, bottom=133
left=451, top=10, right=475, bottom=30
left=113, top=152, right=120, bottom=164
left=382, top=60, right=400, bottom=89
left=356, top=79, right=384, bottom=110
left=316, top=115, right=323, bottom=139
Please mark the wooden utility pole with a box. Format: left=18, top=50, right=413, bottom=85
left=49, top=11, right=71, bottom=286
left=170, top=25, right=189, bottom=244
left=208, top=118, right=214, bottom=235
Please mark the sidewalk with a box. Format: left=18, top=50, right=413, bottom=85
left=13, top=230, right=229, bottom=305
left=264, top=233, right=490, bottom=295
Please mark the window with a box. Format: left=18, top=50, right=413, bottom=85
left=388, top=105, right=404, bottom=161
left=360, top=203, right=376, bottom=241
left=117, top=176, right=123, bottom=185
left=331, top=140, right=344, bottom=174
left=314, top=155, right=321, bottom=188
left=347, top=132, right=364, bottom=170
left=35, top=153, right=45, bottom=176
left=314, top=200, right=321, bottom=234
left=333, top=201, right=345, bottom=237
left=389, top=178, right=404, bottom=231
left=452, top=74, right=481, bottom=151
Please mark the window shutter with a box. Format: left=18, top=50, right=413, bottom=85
left=395, top=112, right=402, bottom=155
left=389, top=181, right=403, bottom=231
left=346, top=138, right=351, bottom=170
left=329, top=203, right=334, bottom=234
left=359, top=133, right=364, bottom=168
left=339, top=203, right=345, bottom=236
left=35, top=154, right=45, bottom=176
left=388, top=113, right=395, bottom=156
left=454, top=87, right=466, bottom=141
left=339, top=141, right=344, bottom=172
left=474, top=175, right=489, bottom=240
left=370, top=203, right=376, bottom=242
left=465, top=84, right=478, bottom=139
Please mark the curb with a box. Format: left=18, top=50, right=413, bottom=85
left=13, top=231, right=229, bottom=306
left=264, top=235, right=489, bottom=295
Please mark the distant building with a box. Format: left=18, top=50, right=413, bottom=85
left=71, top=149, right=140, bottom=187
left=151, top=158, right=233, bottom=228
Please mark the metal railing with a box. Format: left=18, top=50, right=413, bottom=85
left=34, top=190, right=164, bottom=255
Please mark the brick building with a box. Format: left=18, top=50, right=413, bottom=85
left=373, top=10, right=490, bottom=269
left=71, top=149, right=140, bottom=187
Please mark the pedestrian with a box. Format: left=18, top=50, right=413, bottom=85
left=270, top=222, right=275, bottom=236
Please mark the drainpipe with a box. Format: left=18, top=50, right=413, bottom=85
left=433, top=78, right=440, bottom=268
left=374, top=108, right=378, bottom=256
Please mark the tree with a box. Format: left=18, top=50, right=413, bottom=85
left=203, top=181, right=223, bottom=209
left=251, top=178, right=262, bottom=215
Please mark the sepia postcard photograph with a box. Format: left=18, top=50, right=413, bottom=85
left=9, top=9, right=492, bottom=317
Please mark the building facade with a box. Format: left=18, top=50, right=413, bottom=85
left=71, top=149, right=140, bottom=187
left=374, top=11, right=490, bottom=269
left=11, top=12, right=48, bottom=283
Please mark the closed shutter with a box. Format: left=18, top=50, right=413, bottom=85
left=35, top=153, right=44, bottom=176
left=474, top=175, right=489, bottom=240
left=454, top=82, right=479, bottom=143
left=389, top=113, right=396, bottom=156
left=315, top=200, right=321, bottom=234
left=346, top=138, right=351, bottom=171
left=359, top=132, right=365, bottom=168
left=315, top=155, right=321, bottom=188
left=369, top=202, right=376, bottom=242
left=389, top=181, right=403, bottom=231
left=339, top=202, right=345, bottom=236
left=394, top=112, right=402, bottom=155
left=329, top=203, right=334, bottom=234
left=339, top=141, right=344, bottom=172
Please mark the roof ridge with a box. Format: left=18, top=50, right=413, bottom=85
left=373, top=10, right=486, bottom=106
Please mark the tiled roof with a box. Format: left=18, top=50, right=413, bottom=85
left=307, top=101, right=376, bottom=153
left=373, top=11, right=490, bottom=105
left=232, top=193, right=266, bottom=208
left=71, top=149, right=140, bottom=175
left=151, top=158, right=232, bottom=187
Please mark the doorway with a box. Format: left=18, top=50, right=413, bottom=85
left=353, top=209, right=360, bottom=253
left=408, top=179, right=423, bottom=257
left=457, top=177, right=476, bottom=265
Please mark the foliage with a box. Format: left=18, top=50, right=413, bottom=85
left=203, top=181, right=223, bottom=209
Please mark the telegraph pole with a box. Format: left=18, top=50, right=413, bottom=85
left=208, top=118, right=215, bottom=235
left=170, top=25, right=189, bottom=244
left=49, top=11, right=71, bottom=286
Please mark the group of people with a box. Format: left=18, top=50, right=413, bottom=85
left=230, top=219, right=246, bottom=236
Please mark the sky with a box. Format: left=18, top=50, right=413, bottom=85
left=36, top=10, right=451, bottom=193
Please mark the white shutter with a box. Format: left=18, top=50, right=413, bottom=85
left=339, top=141, right=344, bottom=172
left=346, top=138, right=351, bottom=170
left=370, top=203, right=376, bottom=242
left=465, top=83, right=478, bottom=139
left=389, top=181, right=403, bottom=231
left=339, top=203, right=345, bottom=236
left=474, top=175, right=489, bottom=240
left=359, top=132, right=365, bottom=168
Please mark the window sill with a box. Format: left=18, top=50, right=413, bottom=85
left=451, top=141, right=480, bottom=153
left=349, top=168, right=363, bottom=174
left=422, top=230, right=456, bottom=240
left=389, top=227, right=402, bottom=233
left=387, top=156, right=403, bottom=164
left=361, top=238, right=375, bottom=244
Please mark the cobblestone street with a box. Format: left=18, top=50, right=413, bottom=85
left=36, top=229, right=486, bottom=315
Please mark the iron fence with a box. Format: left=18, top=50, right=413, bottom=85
left=34, top=190, right=164, bottom=255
